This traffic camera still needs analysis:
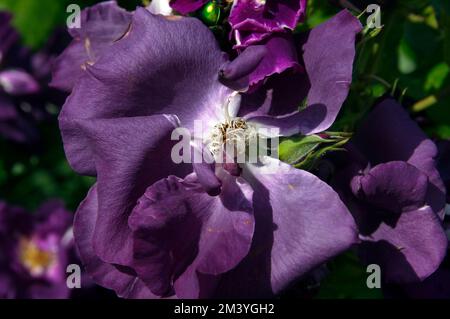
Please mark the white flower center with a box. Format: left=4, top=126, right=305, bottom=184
left=207, top=93, right=257, bottom=163
left=209, top=118, right=257, bottom=158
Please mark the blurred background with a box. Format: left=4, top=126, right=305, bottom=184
left=0, top=0, right=449, bottom=299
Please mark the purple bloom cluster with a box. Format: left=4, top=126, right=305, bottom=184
left=0, top=11, right=67, bottom=144
left=0, top=201, right=73, bottom=299
left=52, top=0, right=448, bottom=299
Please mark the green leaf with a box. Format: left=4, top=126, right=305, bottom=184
left=316, top=252, right=384, bottom=299
left=0, top=121, right=95, bottom=211
left=424, top=62, right=450, bottom=92
left=279, top=135, right=328, bottom=166
left=0, top=0, right=140, bottom=49
left=0, top=0, right=68, bottom=49
left=398, top=38, right=417, bottom=74
left=279, top=133, right=352, bottom=171
left=427, top=95, right=450, bottom=137
left=435, top=125, right=450, bottom=139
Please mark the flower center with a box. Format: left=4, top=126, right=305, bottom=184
left=19, top=237, right=56, bottom=277
left=209, top=118, right=256, bottom=158
left=207, top=92, right=257, bottom=164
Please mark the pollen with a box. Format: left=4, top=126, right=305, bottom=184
left=19, top=237, right=56, bottom=277
left=208, top=118, right=256, bottom=158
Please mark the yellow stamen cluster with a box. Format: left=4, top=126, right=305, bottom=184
left=19, top=238, right=55, bottom=276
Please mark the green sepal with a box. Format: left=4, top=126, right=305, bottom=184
left=279, top=132, right=352, bottom=171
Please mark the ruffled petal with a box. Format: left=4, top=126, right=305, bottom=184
left=358, top=206, right=447, bottom=283
left=353, top=99, right=446, bottom=218
left=128, top=173, right=254, bottom=298
left=351, top=162, right=429, bottom=214
left=245, top=10, right=361, bottom=136
left=74, top=185, right=156, bottom=298
left=229, top=0, right=307, bottom=48
left=59, top=8, right=229, bottom=175
left=67, top=115, right=189, bottom=269
left=220, top=34, right=300, bottom=91
left=51, top=1, right=132, bottom=92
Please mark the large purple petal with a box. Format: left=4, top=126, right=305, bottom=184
left=128, top=173, right=254, bottom=298
left=358, top=205, right=447, bottom=283
left=68, top=115, right=189, bottom=269
left=74, top=185, right=156, bottom=298
left=351, top=162, right=429, bottom=214
left=217, top=158, right=357, bottom=297
left=229, top=0, right=307, bottom=48
left=353, top=99, right=446, bottom=218
left=51, top=1, right=132, bottom=92
left=245, top=10, right=361, bottom=136
left=59, top=8, right=229, bottom=175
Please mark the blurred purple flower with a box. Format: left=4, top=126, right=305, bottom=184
left=0, top=11, right=68, bottom=145
left=331, top=99, right=448, bottom=284
left=54, top=2, right=361, bottom=298
left=0, top=12, right=37, bottom=143
left=0, top=201, right=73, bottom=299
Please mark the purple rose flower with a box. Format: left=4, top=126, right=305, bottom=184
left=0, top=201, right=74, bottom=299
left=331, top=99, right=448, bottom=284
left=55, top=3, right=361, bottom=298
